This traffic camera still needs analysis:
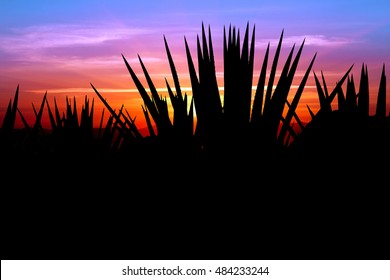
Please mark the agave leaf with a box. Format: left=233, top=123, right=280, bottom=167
left=224, top=23, right=255, bottom=128
left=184, top=36, right=200, bottom=94
left=80, top=96, right=94, bottom=137
left=287, top=38, right=306, bottom=80
left=166, top=79, right=187, bottom=134
left=137, top=54, right=172, bottom=131
left=201, top=22, right=210, bottom=62
left=375, top=64, right=386, bottom=118
left=264, top=30, right=284, bottom=109
left=89, top=98, right=95, bottom=129
left=124, top=109, right=143, bottom=139
left=142, top=105, right=156, bottom=137
left=17, top=108, right=31, bottom=132
left=122, top=54, right=160, bottom=127
left=45, top=98, right=58, bottom=132
left=314, top=71, right=331, bottom=113
left=97, top=108, right=105, bottom=139
left=285, top=100, right=305, bottom=133
left=91, top=82, right=134, bottom=140
left=321, top=71, right=330, bottom=99
left=54, top=97, right=63, bottom=128
left=345, top=75, right=357, bottom=112
left=184, top=36, right=203, bottom=136
left=357, top=63, right=369, bottom=116
left=187, top=95, right=194, bottom=137
left=279, top=52, right=317, bottom=144
left=1, top=85, right=19, bottom=135
left=326, top=64, right=354, bottom=105
left=64, top=96, right=72, bottom=128
left=11, top=85, right=19, bottom=122
left=32, top=91, right=47, bottom=135
left=164, top=36, right=183, bottom=101
left=241, top=22, right=250, bottom=65
left=337, top=85, right=346, bottom=111
left=197, top=25, right=221, bottom=115
left=251, top=43, right=270, bottom=124
left=64, top=96, right=78, bottom=129
left=264, top=41, right=294, bottom=117
left=262, top=41, right=295, bottom=139
left=72, top=96, right=79, bottom=126
left=80, top=96, right=89, bottom=129
left=307, top=105, right=315, bottom=119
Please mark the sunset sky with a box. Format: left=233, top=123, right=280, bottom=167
left=0, top=0, right=389, bottom=129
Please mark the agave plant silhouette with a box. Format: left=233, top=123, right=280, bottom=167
left=1, top=22, right=388, bottom=180
left=1, top=23, right=389, bottom=262
left=0, top=87, right=115, bottom=167
left=290, top=64, right=388, bottom=158
left=91, top=22, right=320, bottom=172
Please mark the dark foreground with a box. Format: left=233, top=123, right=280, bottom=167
left=1, top=124, right=389, bottom=261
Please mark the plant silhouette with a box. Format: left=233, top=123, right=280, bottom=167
left=1, top=23, right=388, bottom=177
left=1, top=23, right=389, bottom=260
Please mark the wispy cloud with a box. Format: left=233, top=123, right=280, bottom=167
left=1, top=23, right=153, bottom=51
left=0, top=23, right=179, bottom=76
left=257, top=34, right=355, bottom=47
left=0, top=23, right=170, bottom=67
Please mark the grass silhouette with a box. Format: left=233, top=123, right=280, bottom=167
left=1, top=23, right=389, bottom=260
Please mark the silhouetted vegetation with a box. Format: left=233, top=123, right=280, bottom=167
left=1, top=22, right=389, bottom=260
left=2, top=23, right=388, bottom=180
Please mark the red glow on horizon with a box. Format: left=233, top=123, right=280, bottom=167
left=1, top=68, right=387, bottom=136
